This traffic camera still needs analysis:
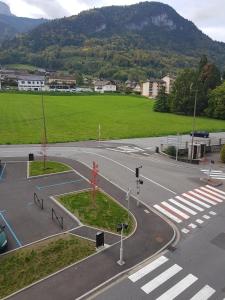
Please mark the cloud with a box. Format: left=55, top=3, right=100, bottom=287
left=22, top=0, right=70, bottom=18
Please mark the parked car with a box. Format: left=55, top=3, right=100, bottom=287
left=190, top=131, right=209, bottom=138
left=0, top=225, right=7, bottom=251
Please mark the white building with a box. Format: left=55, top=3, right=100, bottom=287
left=94, top=80, right=117, bottom=93
left=18, top=75, right=45, bottom=91
left=142, top=78, right=166, bottom=98
left=161, top=74, right=175, bottom=94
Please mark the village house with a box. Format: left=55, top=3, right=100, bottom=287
left=94, top=80, right=117, bottom=93
left=141, top=74, right=175, bottom=98
left=47, top=75, right=76, bottom=92
left=18, top=75, right=45, bottom=91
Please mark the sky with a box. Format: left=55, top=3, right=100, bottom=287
left=3, top=0, right=225, bottom=42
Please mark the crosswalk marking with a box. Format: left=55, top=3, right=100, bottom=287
left=202, top=187, right=225, bottom=200
left=161, top=202, right=189, bottom=219
left=188, top=223, right=197, bottom=229
left=154, top=205, right=182, bottom=223
left=209, top=211, right=216, bottom=215
left=190, top=285, right=215, bottom=300
left=168, top=199, right=197, bottom=215
left=176, top=196, right=204, bottom=211
left=206, top=185, right=225, bottom=196
left=203, top=215, right=210, bottom=219
left=156, top=274, right=198, bottom=300
left=128, top=256, right=168, bottom=282
left=183, top=193, right=211, bottom=208
left=192, top=190, right=217, bottom=205
left=196, top=219, right=204, bottom=224
left=198, top=188, right=223, bottom=202
left=141, top=264, right=182, bottom=294
left=201, top=169, right=225, bottom=180
left=181, top=228, right=190, bottom=234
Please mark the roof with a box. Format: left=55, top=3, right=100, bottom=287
left=94, top=80, right=115, bottom=86
left=18, top=75, right=45, bottom=81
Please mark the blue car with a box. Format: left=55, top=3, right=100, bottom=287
left=190, top=131, right=209, bottom=138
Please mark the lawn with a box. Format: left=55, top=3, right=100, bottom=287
left=58, top=190, right=135, bottom=235
left=29, top=160, right=72, bottom=176
left=0, top=234, right=95, bottom=299
left=0, top=92, right=225, bottom=144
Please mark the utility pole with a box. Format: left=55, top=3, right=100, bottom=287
left=135, top=166, right=143, bottom=207
left=41, top=74, right=47, bottom=169
left=190, top=86, right=198, bottom=163
left=126, top=188, right=131, bottom=223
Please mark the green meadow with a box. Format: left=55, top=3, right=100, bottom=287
left=1, top=92, right=224, bottom=144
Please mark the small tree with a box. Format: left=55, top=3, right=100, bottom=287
left=154, top=86, right=169, bottom=112
left=220, top=145, right=225, bottom=163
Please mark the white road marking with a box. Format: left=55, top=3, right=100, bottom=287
left=84, top=151, right=177, bottom=195
left=128, top=256, right=168, bottom=283
left=141, top=264, right=182, bottom=294
left=168, top=198, right=197, bottom=215
left=154, top=205, right=182, bottom=223
left=156, top=274, right=198, bottom=300
left=203, top=215, right=210, bottom=219
left=183, top=193, right=211, bottom=208
left=197, top=188, right=223, bottom=202
left=188, top=223, right=197, bottom=229
left=196, top=219, right=204, bottom=224
left=209, top=211, right=217, bottom=215
left=206, top=185, right=225, bottom=196
left=176, top=196, right=204, bottom=212
left=161, top=202, right=189, bottom=219
left=201, top=187, right=225, bottom=200
left=192, top=190, right=217, bottom=205
left=190, top=285, right=215, bottom=300
left=144, top=209, right=150, bottom=214
left=181, top=228, right=190, bottom=234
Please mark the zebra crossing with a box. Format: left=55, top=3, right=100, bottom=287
left=153, top=185, right=225, bottom=234
left=105, top=145, right=154, bottom=156
left=128, top=255, right=216, bottom=299
left=201, top=169, right=225, bottom=180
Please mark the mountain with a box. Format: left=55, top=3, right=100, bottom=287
left=0, top=1, right=12, bottom=16
left=0, top=1, right=225, bottom=80
left=0, top=1, right=47, bottom=44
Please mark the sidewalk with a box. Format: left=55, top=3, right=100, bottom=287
left=8, top=157, right=176, bottom=300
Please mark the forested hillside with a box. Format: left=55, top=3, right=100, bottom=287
left=1, top=2, right=225, bottom=80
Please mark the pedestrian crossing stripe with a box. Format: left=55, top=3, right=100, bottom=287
left=154, top=186, right=224, bottom=224
left=201, top=169, right=225, bottom=180
left=128, top=255, right=168, bottom=282
left=129, top=255, right=216, bottom=299
left=141, top=264, right=183, bottom=294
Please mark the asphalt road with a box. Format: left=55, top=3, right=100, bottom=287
left=1, top=134, right=225, bottom=299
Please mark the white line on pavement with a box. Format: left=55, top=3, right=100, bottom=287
left=168, top=199, right=197, bottom=215
left=176, top=196, right=204, bottom=212
left=183, top=193, right=210, bottom=208
left=161, top=202, right=189, bottom=219
left=154, top=205, right=182, bottom=223
left=190, top=285, right=215, bottom=300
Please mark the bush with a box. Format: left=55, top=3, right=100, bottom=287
left=164, top=145, right=176, bottom=157
left=220, top=145, right=225, bottom=163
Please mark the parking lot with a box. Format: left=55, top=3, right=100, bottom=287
left=0, top=159, right=91, bottom=252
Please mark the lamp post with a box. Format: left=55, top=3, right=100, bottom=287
left=117, top=223, right=128, bottom=266
left=190, top=85, right=198, bottom=163
left=41, top=74, right=47, bottom=169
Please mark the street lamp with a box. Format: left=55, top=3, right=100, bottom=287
left=41, top=74, right=47, bottom=169
left=190, top=84, right=198, bottom=163
left=117, top=223, right=128, bottom=265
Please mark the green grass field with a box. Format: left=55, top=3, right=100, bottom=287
left=1, top=92, right=224, bottom=144
left=0, top=234, right=95, bottom=298
left=29, top=161, right=72, bottom=176
left=58, top=190, right=135, bottom=235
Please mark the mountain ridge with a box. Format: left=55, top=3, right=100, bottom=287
left=0, top=1, right=224, bottom=79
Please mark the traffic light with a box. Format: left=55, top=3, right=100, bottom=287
left=135, top=167, right=139, bottom=178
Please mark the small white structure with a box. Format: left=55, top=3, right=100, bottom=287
left=18, top=75, right=45, bottom=91
left=94, top=80, right=116, bottom=93
left=161, top=74, right=175, bottom=94
left=142, top=78, right=166, bottom=98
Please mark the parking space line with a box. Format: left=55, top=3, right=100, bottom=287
left=0, top=212, right=22, bottom=247
left=0, top=163, right=6, bottom=180
left=36, top=179, right=84, bottom=190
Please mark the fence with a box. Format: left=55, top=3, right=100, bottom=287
left=33, top=192, right=64, bottom=230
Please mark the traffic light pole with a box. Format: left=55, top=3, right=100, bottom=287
left=135, top=166, right=143, bottom=207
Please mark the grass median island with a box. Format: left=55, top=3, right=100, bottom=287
left=58, top=190, right=135, bottom=235
left=0, top=234, right=95, bottom=299
left=1, top=93, right=225, bottom=144
left=29, top=160, right=72, bottom=176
